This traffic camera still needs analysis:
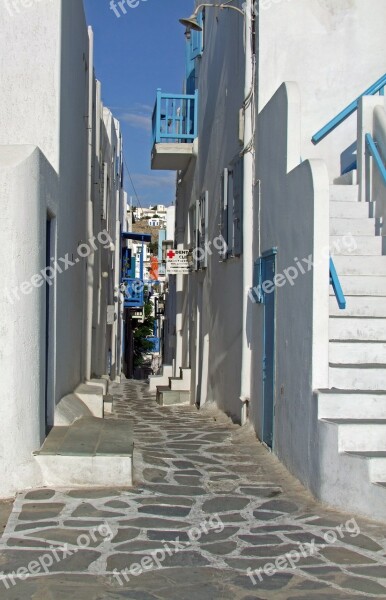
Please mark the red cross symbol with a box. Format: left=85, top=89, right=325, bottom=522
left=167, top=250, right=176, bottom=259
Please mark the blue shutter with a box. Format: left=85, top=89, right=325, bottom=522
left=233, top=156, right=244, bottom=256
left=191, top=12, right=204, bottom=59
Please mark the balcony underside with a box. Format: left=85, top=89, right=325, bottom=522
left=151, top=143, right=194, bottom=171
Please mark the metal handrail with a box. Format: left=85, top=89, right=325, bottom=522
left=330, top=258, right=346, bottom=310
left=365, top=133, right=386, bottom=186
left=312, top=73, right=386, bottom=145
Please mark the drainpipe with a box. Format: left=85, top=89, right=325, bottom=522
left=240, top=0, right=254, bottom=423
left=84, top=26, right=95, bottom=382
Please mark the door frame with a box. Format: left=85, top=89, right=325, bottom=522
left=256, top=248, right=277, bottom=449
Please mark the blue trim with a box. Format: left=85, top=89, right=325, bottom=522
left=122, top=232, right=152, bottom=242
left=262, top=247, right=278, bottom=258
left=365, top=133, right=386, bottom=186
left=312, top=73, right=386, bottom=145
left=330, top=258, right=346, bottom=310
left=341, top=160, right=357, bottom=175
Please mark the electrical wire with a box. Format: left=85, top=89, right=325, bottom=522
left=123, top=153, right=143, bottom=211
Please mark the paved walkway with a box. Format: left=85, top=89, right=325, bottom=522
left=1, top=380, right=386, bottom=599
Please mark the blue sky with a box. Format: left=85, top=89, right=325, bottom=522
left=83, top=0, right=193, bottom=207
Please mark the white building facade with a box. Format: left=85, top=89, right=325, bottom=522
left=152, top=0, right=386, bottom=521
left=0, top=0, right=126, bottom=497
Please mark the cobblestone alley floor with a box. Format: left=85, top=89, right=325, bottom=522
left=1, top=379, right=386, bottom=599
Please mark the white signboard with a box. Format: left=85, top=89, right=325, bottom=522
left=166, top=250, right=193, bottom=275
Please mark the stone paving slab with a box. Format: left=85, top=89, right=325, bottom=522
left=0, top=380, right=386, bottom=598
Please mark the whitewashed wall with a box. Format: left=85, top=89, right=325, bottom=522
left=258, top=0, right=386, bottom=178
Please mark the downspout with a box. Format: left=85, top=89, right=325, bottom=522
left=84, top=26, right=95, bottom=382
left=240, top=0, right=254, bottom=424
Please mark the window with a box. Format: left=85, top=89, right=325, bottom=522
left=194, top=191, right=209, bottom=270
left=220, top=156, right=244, bottom=259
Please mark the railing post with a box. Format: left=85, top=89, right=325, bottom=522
left=156, top=88, right=162, bottom=144
left=194, top=89, right=199, bottom=139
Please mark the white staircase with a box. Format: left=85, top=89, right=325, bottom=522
left=148, top=364, right=173, bottom=393
left=316, top=181, right=386, bottom=521
left=156, top=368, right=191, bottom=406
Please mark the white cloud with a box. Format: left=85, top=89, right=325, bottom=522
left=120, top=112, right=151, bottom=132
left=131, top=172, right=175, bottom=189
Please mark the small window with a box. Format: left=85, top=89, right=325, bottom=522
left=194, top=191, right=209, bottom=270
left=220, top=156, right=244, bottom=259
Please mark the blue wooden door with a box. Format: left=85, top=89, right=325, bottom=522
left=261, top=251, right=276, bottom=448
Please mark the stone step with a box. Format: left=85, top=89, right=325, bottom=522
left=330, top=184, right=359, bottom=202
left=321, top=418, right=386, bottom=451
left=329, top=317, right=386, bottom=341
left=149, top=364, right=174, bottom=393
left=34, top=417, right=133, bottom=488
left=330, top=235, right=382, bottom=256
left=169, top=377, right=190, bottom=391
left=329, top=364, right=386, bottom=390
left=330, top=201, right=372, bottom=219
left=329, top=295, right=386, bottom=317
left=317, top=389, right=386, bottom=420
left=346, top=451, right=386, bottom=482
left=330, top=217, right=376, bottom=236
left=330, top=276, right=386, bottom=296
left=156, top=387, right=190, bottom=407
left=330, top=341, right=386, bottom=364
left=332, top=255, right=386, bottom=276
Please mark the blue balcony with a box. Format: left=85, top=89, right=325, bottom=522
left=123, top=278, right=144, bottom=309
left=151, top=89, right=198, bottom=171
left=146, top=336, right=161, bottom=354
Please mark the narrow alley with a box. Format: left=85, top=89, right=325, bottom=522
left=1, top=381, right=386, bottom=599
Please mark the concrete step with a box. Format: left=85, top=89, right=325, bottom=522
left=330, top=341, right=386, bottom=364
left=169, top=377, right=190, bottom=391
left=329, top=295, right=386, bottom=317
left=156, top=386, right=190, bottom=407
left=149, top=365, right=174, bottom=393
left=179, top=367, right=192, bottom=382
left=330, top=235, right=382, bottom=256
left=329, top=317, right=386, bottom=341
left=330, top=276, right=386, bottom=296
left=321, top=418, right=386, bottom=451
left=346, top=451, right=386, bottom=482
left=329, top=364, right=386, bottom=390
left=74, top=383, right=104, bottom=418
left=34, top=417, right=133, bottom=487
left=330, top=201, right=372, bottom=219
left=330, top=184, right=359, bottom=202
left=104, top=394, right=113, bottom=415
left=317, top=389, right=386, bottom=419
left=330, top=217, right=376, bottom=236
left=332, top=255, right=386, bottom=276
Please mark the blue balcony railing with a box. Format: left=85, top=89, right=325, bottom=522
left=330, top=258, right=346, bottom=310
left=312, top=73, right=386, bottom=145
left=365, top=133, right=386, bottom=186
left=146, top=336, right=161, bottom=353
left=152, top=89, right=199, bottom=144
left=123, top=278, right=144, bottom=309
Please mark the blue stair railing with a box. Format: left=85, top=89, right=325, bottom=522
left=312, top=73, right=386, bottom=145
left=330, top=258, right=346, bottom=310
left=365, top=133, right=386, bottom=186
left=152, top=89, right=199, bottom=145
